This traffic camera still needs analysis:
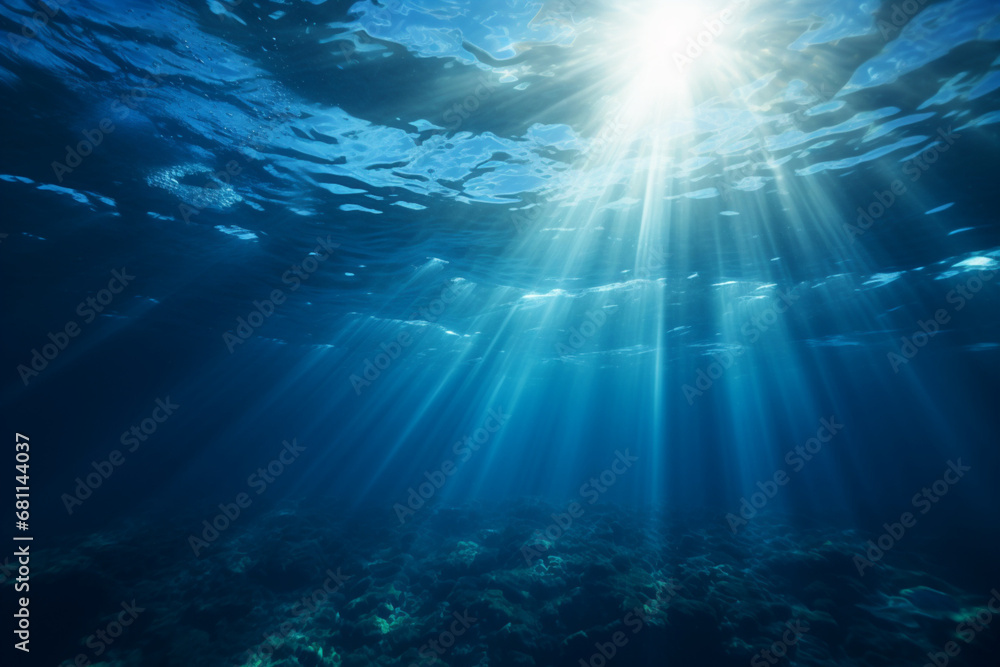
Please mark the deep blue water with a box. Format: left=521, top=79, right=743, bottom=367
left=2, top=0, right=1000, bottom=665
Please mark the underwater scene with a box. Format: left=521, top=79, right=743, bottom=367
left=1, top=0, right=1000, bottom=665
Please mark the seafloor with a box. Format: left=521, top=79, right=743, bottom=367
left=31, top=501, right=999, bottom=667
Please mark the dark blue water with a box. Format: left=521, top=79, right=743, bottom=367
left=2, top=0, right=1000, bottom=665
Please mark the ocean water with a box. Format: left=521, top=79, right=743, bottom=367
left=2, top=0, right=1000, bottom=665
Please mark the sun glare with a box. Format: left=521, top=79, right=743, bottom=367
left=615, top=1, right=741, bottom=108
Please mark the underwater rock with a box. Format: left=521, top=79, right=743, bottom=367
left=32, top=503, right=999, bottom=667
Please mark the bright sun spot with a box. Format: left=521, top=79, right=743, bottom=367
left=615, top=1, right=740, bottom=107
left=581, top=0, right=747, bottom=165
